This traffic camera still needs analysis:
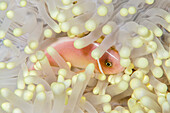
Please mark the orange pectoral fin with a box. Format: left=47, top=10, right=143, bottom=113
left=76, top=70, right=85, bottom=74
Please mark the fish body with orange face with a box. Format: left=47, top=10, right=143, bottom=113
left=45, top=37, right=124, bottom=74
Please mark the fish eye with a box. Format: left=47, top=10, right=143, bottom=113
left=105, top=61, right=112, bottom=67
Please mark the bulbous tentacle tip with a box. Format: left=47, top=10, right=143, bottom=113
left=73, top=39, right=85, bottom=49
left=91, top=48, right=101, bottom=60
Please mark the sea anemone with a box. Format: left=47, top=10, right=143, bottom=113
left=0, top=0, right=170, bottom=113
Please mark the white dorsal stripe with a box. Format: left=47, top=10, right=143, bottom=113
left=93, top=43, right=118, bottom=60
